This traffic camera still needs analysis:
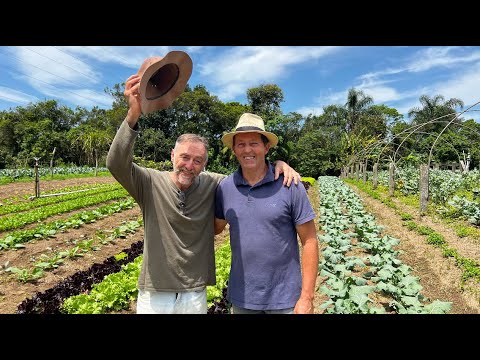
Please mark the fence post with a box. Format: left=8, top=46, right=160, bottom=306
left=388, top=162, right=395, bottom=196
left=34, top=157, right=41, bottom=198
left=363, top=159, right=367, bottom=183
left=372, top=163, right=378, bottom=189
left=50, top=147, right=56, bottom=178
left=419, top=163, right=429, bottom=215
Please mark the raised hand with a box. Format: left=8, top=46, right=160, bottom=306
left=124, top=74, right=142, bottom=128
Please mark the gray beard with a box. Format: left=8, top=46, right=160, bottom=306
left=174, top=167, right=195, bottom=187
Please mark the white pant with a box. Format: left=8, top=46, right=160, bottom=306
left=136, top=289, right=208, bottom=314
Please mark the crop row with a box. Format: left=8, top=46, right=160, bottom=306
left=317, top=176, right=451, bottom=314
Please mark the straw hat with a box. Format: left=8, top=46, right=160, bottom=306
left=137, top=51, right=193, bottom=114
left=222, top=113, right=278, bottom=149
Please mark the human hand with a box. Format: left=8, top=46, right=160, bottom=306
left=293, top=297, right=314, bottom=314
left=273, top=160, right=301, bottom=187
left=124, top=74, right=142, bottom=127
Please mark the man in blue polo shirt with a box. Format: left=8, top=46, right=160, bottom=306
left=214, top=113, right=319, bottom=314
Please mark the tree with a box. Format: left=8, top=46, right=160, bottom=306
left=366, top=104, right=402, bottom=139
left=345, top=88, right=373, bottom=133
left=246, top=84, right=284, bottom=120
left=296, top=107, right=347, bottom=174
left=5, top=100, right=78, bottom=167
left=408, top=94, right=464, bottom=133
left=407, top=94, right=464, bottom=164
left=295, top=130, right=339, bottom=178
left=452, top=119, right=480, bottom=169
left=0, top=112, right=16, bottom=168
left=304, top=105, right=347, bottom=131
left=71, top=126, right=113, bottom=175
left=389, top=119, right=416, bottom=162
left=135, top=128, right=171, bottom=163
left=210, top=101, right=251, bottom=174
left=104, top=83, right=128, bottom=112
left=266, top=112, right=302, bottom=164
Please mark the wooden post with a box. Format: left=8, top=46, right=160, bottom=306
left=419, top=163, right=429, bottom=215
left=363, top=159, right=367, bottom=183
left=372, top=163, right=378, bottom=189
left=94, top=150, right=98, bottom=177
left=355, top=163, right=360, bottom=180
left=50, top=147, right=56, bottom=178
left=388, top=162, right=395, bottom=196
left=350, top=165, right=354, bottom=179
left=34, top=157, right=41, bottom=198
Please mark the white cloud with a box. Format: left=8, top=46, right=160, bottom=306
left=357, top=86, right=399, bottom=103
left=295, top=88, right=347, bottom=117
left=199, top=46, right=343, bottom=100
left=25, top=78, right=114, bottom=108
left=3, top=46, right=480, bottom=123
left=4, top=46, right=138, bottom=109
left=55, top=88, right=113, bottom=108
left=62, top=46, right=171, bottom=68
left=407, top=47, right=480, bottom=72
left=393, top=62, right=480, bottom=121
left=0, top=86, right=38, bottom=105
left=10, top=46, right=101, bottom=87
left=300, top=85, right=400, bottom=117
left=301, top=47, right=480, bottom=121
left=359, top=47, right=480, bottom=83
left=434, top=62, right=480, bottom=108
left=185, top=46, right=204, bottom=54
left=295, top=106, right=324, bottom=117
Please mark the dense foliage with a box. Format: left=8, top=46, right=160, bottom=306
left=1, top=82, right=478, bottom=178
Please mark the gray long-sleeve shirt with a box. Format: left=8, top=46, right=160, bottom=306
left=106, top=120, right=225, bottom=292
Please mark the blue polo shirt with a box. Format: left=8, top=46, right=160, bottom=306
left=215, top=163, right=316, bottom=310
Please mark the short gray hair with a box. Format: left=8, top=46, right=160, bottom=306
left=174, top=134, right=209, bottom=163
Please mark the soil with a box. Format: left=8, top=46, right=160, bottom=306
left=0, top=176, right=478, bottom=314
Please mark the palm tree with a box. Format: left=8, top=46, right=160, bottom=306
left=408, top=94, right=464, bottom=133
left=345, top=88, right=373, bottom=133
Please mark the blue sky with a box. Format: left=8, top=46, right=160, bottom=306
left=1, top=46, right=479, bottom=122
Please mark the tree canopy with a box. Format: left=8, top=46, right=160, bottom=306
left=1, top=84, right=479, bottom=175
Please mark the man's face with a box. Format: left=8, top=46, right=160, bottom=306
left=171, top=141, right=207, bottom=188
left=233, top=132, right=270, bottom=170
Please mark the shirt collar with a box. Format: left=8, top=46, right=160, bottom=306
left=233, top=161, right=275, bottom=187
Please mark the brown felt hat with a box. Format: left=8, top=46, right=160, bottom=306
left=222, top=113, right=278, bottom=149
left=137, top=51, right=193, bottom=114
